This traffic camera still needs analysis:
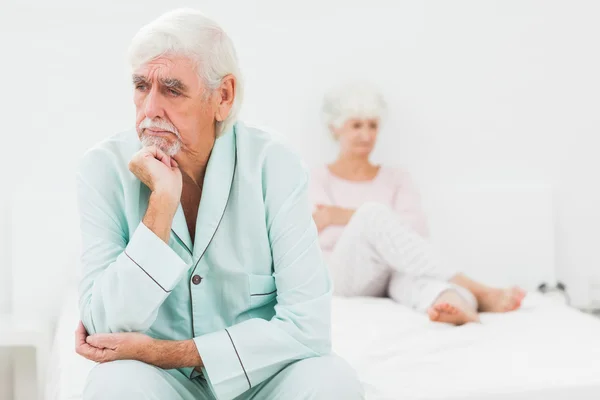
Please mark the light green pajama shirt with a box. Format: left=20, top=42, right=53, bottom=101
left=76, top=122, right=336, bottom=399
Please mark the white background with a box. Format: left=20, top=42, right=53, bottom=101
left=1, top=0, right=600, bottom=398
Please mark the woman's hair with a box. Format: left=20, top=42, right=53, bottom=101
left=321, top=82, right=387, bottom=131
left=128, top=8, right=244, bottom=137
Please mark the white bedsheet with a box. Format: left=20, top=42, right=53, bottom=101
left=47, top=290, right=600, bottom=400
left=333, top=295, right=600, bottom=400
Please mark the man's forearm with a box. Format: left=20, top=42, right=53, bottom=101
left=146, top=339, right=203, bottom=370
left=142, top=192, right=178, bottom=243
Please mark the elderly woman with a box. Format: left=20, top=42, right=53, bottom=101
left=310, top=82, right=526, bottom=325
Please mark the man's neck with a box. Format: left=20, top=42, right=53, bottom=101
left=177, top=144, right=214, bottom=187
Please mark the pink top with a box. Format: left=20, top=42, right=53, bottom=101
left=309, top=165, right=429, bottom=256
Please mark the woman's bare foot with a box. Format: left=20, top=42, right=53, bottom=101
left=427, top=290, right=480, bottom=326
left=478, top=286, right=527, bottom=312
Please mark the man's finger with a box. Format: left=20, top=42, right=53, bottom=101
left=76, top=320, right=87, bottom=336
left=86, top=334, right=106, bottom=349
left=157, top=153, right=171, bottom=168
left=75, top=321, right=88, bottom=348
left=146, top=145, right=171, bottom=167
left=76, top=340, right=104, bottom=361
left=86, top=333, right=116, bottom=350
left=77, top=338, right=119, bottom=363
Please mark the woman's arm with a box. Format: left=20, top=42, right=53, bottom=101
left=313, top=205, right=355, bottom=229
left=308, top=169, right=350, bottom=249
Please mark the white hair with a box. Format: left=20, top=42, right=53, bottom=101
left=322, top=82, right=387, bottom=131
left=128, top=8, right=243, bottom=136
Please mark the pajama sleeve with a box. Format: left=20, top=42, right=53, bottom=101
left=194, top=143, right=333, bottom=400
left=391, top=169, right=430, bottom=238
left=76, top=146, right=192, bottom=334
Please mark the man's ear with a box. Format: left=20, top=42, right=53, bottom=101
left=215, top=75, right=235, bottom=122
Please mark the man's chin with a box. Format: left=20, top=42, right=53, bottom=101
left=140, top=135, right=181, bottom=157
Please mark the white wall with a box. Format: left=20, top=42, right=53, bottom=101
left=2, top=0, right=600, bottom=396
left=0, top=200, right=13, bottom=399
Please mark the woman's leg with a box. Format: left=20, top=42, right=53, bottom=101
left=388, top=272, right=479, bottom=325
left=329, top=202, right=525, bottom=316
left=449, top=274, right=526, bottom=312
left=328, top=202, right=455, bottom=297
left=327, top=223, right=390, bottom=298
left=387, top=272, right=477, bottom=311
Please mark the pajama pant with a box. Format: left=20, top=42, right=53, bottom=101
left=327, top=202, right=477, bottom=311
left=84, top=355, right=363, bottom=400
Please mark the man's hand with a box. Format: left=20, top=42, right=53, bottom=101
left=75, top=321, right=203, bottom=370
left=75, top=321, right=155, bottom=364
left=129, top=145, right=183, bottom=206
left=129, top=146, right=182, bottom=243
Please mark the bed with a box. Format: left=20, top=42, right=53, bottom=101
left=10, top=184, right=600, bottom=399
left=46, top=288, right=600, bottom=400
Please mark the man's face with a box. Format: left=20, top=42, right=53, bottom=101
left=133, top=55, right=217, bottom=156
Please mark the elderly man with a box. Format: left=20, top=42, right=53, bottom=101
left=74, top=9, right=363, bottom=400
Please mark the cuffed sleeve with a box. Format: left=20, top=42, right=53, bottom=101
left=125, top=222, right=191, bottom=292
left=194, top=328, right=251, bottom=397
left=194, top=142, right=332, bottom=400
left=77, top=147, right=191, bottom=334
left=180, top=366, right=202, bottom=381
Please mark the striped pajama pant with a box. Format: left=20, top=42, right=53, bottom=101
left=326, top=202, right=477, bottom=311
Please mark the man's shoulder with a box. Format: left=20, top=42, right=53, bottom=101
left=235, top=122, right=289, bottom=151
left=77, top=129, right=140, bottom=180
left=235, top=121, right=308, bottom=187
left=235, top=122, right=303, bottom=168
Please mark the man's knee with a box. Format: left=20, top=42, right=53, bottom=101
left=283, top=355, right=364, bottom=399
left=83, top=360, right=170, bottom=400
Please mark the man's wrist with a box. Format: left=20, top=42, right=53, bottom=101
left=143, top=191, right=179, bottom=243
left=151, top=190, right=180, bottom=213
left=144, top=339, right=203, bottom=370
left=140, top=337, right=161, bottom=365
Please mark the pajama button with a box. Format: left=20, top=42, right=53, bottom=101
left=192, top=275, right=202, bottom=285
